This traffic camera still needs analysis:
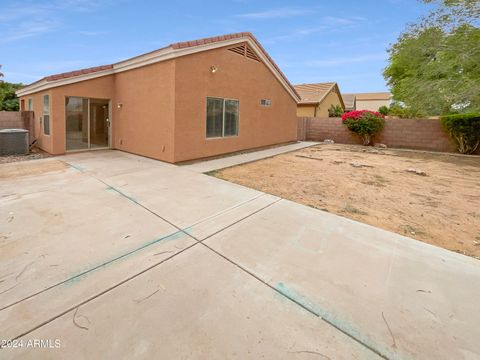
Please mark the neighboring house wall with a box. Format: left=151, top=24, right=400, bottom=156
left=296, top=90, right=344, bottom=117
left=316, top=91, right=343, bottom=117
left=296, top=105, right=316, bottom=117
left=173, top=44, right=297, bottom=162
left=356, top=99, right=390, bottom=111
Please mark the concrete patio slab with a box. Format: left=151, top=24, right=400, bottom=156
left=1, top=150, right=479, bottom=359
left=62, top=151, right=266, bottom=229
left=3, top=246, right=380, bottom=360
left=0, top=163, right=186, bottom=309
left=204, top=199, right=480, bottom=360
left=182, top=141, right=318, bottom=173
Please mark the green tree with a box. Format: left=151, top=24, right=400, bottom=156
left=384, top=0, right=480, bottom=116
left=0, top=65, right=23, bottom=111
left=421, top=0, right=480, bottom=30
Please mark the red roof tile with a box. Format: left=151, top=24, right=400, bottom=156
left=44, top=64, right=113, bottom=82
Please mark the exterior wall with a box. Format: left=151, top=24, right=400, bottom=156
left=19, top=61, right=176, bottom=161
left=114, top=60, right=176, bottom=162
left=172, top=44, right=298, bottom=162
left=18, top=44, right=297, bottom=162
left=20, top=91, right=53, bottom=153
left=356, top=99, right=390, bottom=111
left=316, top=91, right=343, bottom=117
left=50, top=76, right=115, bottom=154
left=296, top=105, right=316, bottom=117
left=299, top=117, right=480, bottom=154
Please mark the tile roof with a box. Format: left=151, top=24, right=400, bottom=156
left=44, top=65, right=113, bottom=81
left=294, top=82, right=337, bottom=104
left=355, top=92, right=391, bottom=101
left=24, top=32, right=299, bottom=99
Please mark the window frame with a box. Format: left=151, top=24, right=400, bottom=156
left=260, top=99, right=272, bottom=107
left=28, top=98, right=33, bottom=111
left=205, top=96, right=240, bottom=139
left=43, top=94, right=51, bottom=136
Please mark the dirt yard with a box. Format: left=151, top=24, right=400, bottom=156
left=212, top=144, right=480, bottom=259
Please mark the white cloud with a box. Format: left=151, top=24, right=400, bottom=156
left=235, top=7, right=312, bottom=19
left=263, top=15, right=368, bottom=44
left=0, top=0, right=114, bottom=43
left=305, top=53, right=387, bottom=67
left=78, top=30, right=109, bottom=36
left=0, top=20, right=59, bottom=43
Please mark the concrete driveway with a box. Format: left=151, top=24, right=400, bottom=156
left=1, top=150, right=479, bottom=359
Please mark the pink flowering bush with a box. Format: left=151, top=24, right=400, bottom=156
left=342, top=110, right=385, bottom=145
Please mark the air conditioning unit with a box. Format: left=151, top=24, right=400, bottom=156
left=0, top=129, right=29, bottom=155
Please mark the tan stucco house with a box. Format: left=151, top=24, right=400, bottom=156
left=17, top=32, right=300, bottom=163
left=294, top=82, right=344, bottom=117
left=354, top=92, right=391, bottom=111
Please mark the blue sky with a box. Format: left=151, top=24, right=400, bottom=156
left=0, top=0, right=433, bottom=92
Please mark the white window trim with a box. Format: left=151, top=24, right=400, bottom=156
left=43, top=94, right=51, bottom=136
left=260, top=99, right=272, bottom=107
left=206, top=97, right=240, bottom=139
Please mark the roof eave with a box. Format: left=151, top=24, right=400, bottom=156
left=16, top=34, right=301, bottom=102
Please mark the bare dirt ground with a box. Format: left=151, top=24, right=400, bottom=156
left=212, top=144, right=480, bottom=259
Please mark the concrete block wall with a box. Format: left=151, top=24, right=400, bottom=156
left=0, top=111, right=35, bottom=142
left=298, top=117, right=480, bottom=154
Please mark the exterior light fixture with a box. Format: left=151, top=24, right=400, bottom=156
left=210, top=65, right=218, bottom=73
left=117, top=103, right=123, bottom=109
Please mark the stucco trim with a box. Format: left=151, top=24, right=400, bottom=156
left=17, top=37, right=300, bottom=102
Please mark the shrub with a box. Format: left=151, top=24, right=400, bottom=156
left=440, top=113, right=480, bottom=154
left=388, top=103, right=425, bottom=118
left=378, top=106, right=389, bottom=116
left=342, top=110, right=385, bottom=145
left=328, top=104, right=344, bottom=117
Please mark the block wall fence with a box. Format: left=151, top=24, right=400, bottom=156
left=297, top=117, right=480, bottom=155
left=0, top=111, right=35, bottom=142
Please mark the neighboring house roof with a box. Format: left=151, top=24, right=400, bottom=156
left=17, top=32, right=300, bottom=101
left=342, top=93, right=356, bottom=110
left=294, top=82, right=345, bottom=109
left=355, top=92, right=391, bottom=101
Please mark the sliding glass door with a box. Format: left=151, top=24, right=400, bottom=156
left=66, top=97, right=110, bottom=151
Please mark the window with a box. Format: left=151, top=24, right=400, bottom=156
left=206, top=97, right=239, bottom=138
left=260, top=99, right=272, bottom=107
left=28, top=98, right=33, bottom=111
left=43, top=95, right=50, bottom=135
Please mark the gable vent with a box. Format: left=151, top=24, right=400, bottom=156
left=245, top=45, right=260, bottom=62
left=228, top=44, right=246, bottom=56
left=227, top=44, right=260, bottom=62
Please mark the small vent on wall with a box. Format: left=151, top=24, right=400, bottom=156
left=227, top=44, right=260, bottom=62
